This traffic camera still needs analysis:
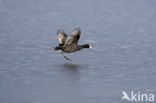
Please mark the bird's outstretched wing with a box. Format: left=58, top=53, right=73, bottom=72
left=65, top=28, right=81, bottom=46
left=57, top=30, right=68, bottom=44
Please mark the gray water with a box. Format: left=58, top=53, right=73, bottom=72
left=0, top=0, right=156, bottom=103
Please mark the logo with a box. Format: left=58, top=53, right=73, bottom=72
left=121, top=91, right=155, bottom=102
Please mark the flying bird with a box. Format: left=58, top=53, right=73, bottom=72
left=53, top=28, right=91, bottom=61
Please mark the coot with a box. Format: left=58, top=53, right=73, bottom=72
left=54, top=28, right=91, bottom=61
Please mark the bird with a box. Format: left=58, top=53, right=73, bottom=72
left=53, top=28, right=91, bottom=61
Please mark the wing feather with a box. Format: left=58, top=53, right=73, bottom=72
left=65, top=28, right=81, bottom=46
left=57, top=30, right=68, bottom=44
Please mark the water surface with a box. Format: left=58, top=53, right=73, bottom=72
left=0, top=0, right=156, bottom=103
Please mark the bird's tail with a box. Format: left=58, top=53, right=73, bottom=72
left=53, top=46, right=61, bottom=50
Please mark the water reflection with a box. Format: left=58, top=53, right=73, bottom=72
left=61, top=63, right=80, bottom=69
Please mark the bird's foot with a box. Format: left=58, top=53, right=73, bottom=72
left=61, top=52, right=72, bottom=61
left=64, top=56, right=72, bottom=61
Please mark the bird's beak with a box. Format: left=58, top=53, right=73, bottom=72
left=89, top=45, right=92, bottom=48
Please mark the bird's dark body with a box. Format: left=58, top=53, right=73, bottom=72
left=53, top=28, right=90, bottom=60
left=54, top=43, right=89, bottom=53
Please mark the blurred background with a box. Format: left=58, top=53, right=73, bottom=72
left=0, top=0, right=156, bottom=103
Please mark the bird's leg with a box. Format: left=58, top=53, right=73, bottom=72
left=61, top=51, right=72, bottom=61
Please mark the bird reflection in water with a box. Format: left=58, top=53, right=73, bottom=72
left=61, top=63, right=79, bottom=69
